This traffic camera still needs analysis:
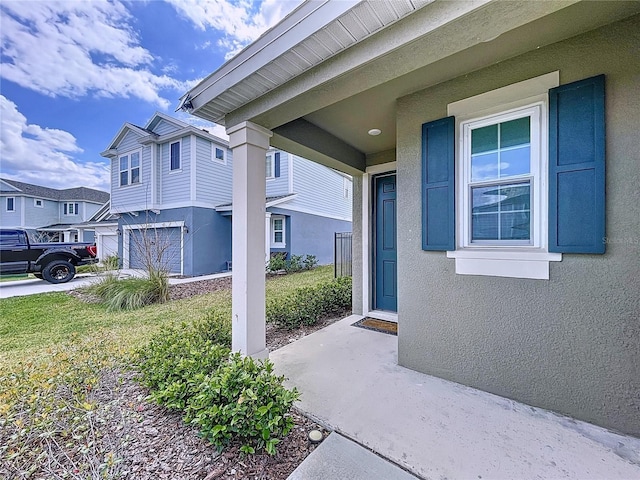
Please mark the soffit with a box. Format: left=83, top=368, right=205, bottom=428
left=189, top=0, right=435, bottom=123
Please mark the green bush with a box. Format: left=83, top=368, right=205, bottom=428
left=302, top=254, right=318, bottom=270
left=285, top=254, right=304, bottom=273
left=266, top=276, right=352, bottom=329
left=266, top=253, right=287, bottom=272
left=185, top=354, right=298, bottom=455
left=136, top=311, right=298, bottom=454
left=84, top=272, right=169, bottom=311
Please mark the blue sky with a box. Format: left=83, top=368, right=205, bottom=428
left=0, top=0, right=301, bottom=192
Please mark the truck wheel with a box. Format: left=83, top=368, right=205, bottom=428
left=42, top=260, right=76, bottom=284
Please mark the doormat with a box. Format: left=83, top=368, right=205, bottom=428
left=352, top=317, right=397, bottom=336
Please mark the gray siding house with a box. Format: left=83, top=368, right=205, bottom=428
left=180, top=1, right=640, bottom=437
left=100, top=113, right=351, bottom=276
left=0, top=178, right=109, bottom=242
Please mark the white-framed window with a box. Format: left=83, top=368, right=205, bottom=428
left=445, top=72, right=562, bottom=280
left=64, top=202, right=79, bottom=215
left=6, top=197, right=15, bottom=212
left=119, top=150, right=141, bottom=186
left=34, top=198, right=43, bottom=208
left=170, top=141, right=181, bottom=171
left=271, top=216, right=285, bottom=247
left=213, top=146, right=226, bottom=164
left=461, top=105, right=541, bottom=248
left=266, top=153, right=275, bottom=179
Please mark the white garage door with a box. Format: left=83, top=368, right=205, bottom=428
left=99, top=234, right=119, bottom=262
left=129, top=227, right=182, bottom=274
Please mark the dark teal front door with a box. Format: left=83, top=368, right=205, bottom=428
left=374, top=174, right=397, bottom=312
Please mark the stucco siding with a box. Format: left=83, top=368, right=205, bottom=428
left=195, top=137, right=233, bottom=206
left=288, top=156, right=352, bottom=220
left=394, top=16, right=639, bottom=435
left=160, top=137, right=191, bottom=204
left=269, top=207, right=352, bottom=265
left=117, top=206, right=231, bottom=276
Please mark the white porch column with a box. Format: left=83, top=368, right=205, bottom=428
left=265, top=212, right=272, bottom=264
left=63, top=231, right=72, bottom=242
left=227, top=121, right=272, bottom=359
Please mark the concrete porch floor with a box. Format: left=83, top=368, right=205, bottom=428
left=270, top=315, right=640, bottom=480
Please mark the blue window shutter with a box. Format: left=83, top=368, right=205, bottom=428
left=274, top=152, right=281, bottom=178
left=549, top=75, right=605, bottom=254
left=422, top=116, right=455, bottom=251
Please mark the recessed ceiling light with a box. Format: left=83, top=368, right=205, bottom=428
left=368, top=128, right=381, bottom=136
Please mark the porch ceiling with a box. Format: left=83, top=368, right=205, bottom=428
left=185, top=0, right=640, bottom=171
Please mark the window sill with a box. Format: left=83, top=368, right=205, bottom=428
left=446, top=249, right=562, bottom=280
left=271, top=244, right=286, bottom=249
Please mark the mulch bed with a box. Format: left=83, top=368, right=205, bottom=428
left=57, top=276, right=338, bottom=480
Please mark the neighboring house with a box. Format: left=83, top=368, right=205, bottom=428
left=181, top=1, right=640, bottom=438
left=100, top=112, right=351, bottom=276
left=0, top=178, right=109, bottom=242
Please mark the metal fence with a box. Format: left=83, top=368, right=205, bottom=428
left=334, top=232, right=352, bottom=278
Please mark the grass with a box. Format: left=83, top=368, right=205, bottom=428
left=0, top=265, right=334, bottom=369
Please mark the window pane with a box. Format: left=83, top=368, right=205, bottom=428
left=500, top=212, right=530, bottom=240
left=471, top=124, right=498, bottom=154
left=120, top=171, right=129, bottom=186
left=131, top=168, right=140, bottom=184
left=500, top=117, right=530, bottom=148
left=472, top=182, right=530, bottom=241
left=265, top=155, right=272, bottom=177
left=215, top=148, right=224, bottom=161
left=7, top=198, right=14, bottom=210
left=170, top=143, right=180, bottom=170
left=471, top=152, right=499, bottom=181
left=274, top=232, right=283, bottom=243
left=500, top=146, right=530, bottom=177
left=74, top=203, right=79, bottom=215
left=273, top=218, right=283, bottom=230
left=131, top=152, right=140, bottom=168
left=119, top=156, right=128, bottom=171
left=64, top=203, right=68, bottom=215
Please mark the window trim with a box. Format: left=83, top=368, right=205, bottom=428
left=266, top=153, right=275, bottom=180
left=63, top=202, right=79, bottom=216
left=271, top=215, right=285, bottom=247
left=119, top=149, right=142, bottom=187
left=212, top=145, right=226, bottom=164
left=461, top=104, right=542, bottom=248
left=34, top=198, right=44, bottom=208
left=170, top=140, right=181, bottom=171
left=446, top=72, right=562, bottom=280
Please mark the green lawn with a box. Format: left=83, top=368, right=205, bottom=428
left=0, top=265, right=334, bottom=368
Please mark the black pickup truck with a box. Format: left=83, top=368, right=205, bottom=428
left=0, top=229, right=98, bottom=283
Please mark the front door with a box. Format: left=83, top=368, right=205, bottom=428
left=373, top=174, right=397, bottom=312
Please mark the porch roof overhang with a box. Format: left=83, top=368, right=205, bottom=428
left=181, top=0, right=640, bottom=173
left=215, top=194, right=297, bottom=215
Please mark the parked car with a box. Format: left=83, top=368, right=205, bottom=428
left=0, top=228, right=98, bottom=283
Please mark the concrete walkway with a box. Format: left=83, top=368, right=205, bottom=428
left=271, top=315, right=640, bottom=480
left=0, top=270, right=231, bottom=298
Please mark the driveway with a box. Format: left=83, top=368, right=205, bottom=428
left=0, top=270, right=231, bottom=299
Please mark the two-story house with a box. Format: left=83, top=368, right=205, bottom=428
left=0, top=178, right=109, bottom=242
left=100, top=113, right=351, bottom=276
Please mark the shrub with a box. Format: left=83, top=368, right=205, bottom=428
left=285, top=254, right=304, bottom=273
left=303, top=254, right=318, bottom=270
left=136, top=311, right=298, bottom=455
left=266, top=276, right=352, bottom=329
left=266, top=253, right=287, bottom=273
left=84, top=272, right=169, bottom=311
left=184, top=354, right=298, bottom=454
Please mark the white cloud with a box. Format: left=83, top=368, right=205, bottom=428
left=0, top=96, right=110, bottom=191
left=0, top=0, right=188, bottom=108
left=166, top=0, right=302, bottom=59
